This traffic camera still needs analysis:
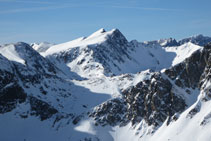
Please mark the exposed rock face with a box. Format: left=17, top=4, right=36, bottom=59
left=0, top=54, right=27, bottom=114
left=29, top=96, right=58, bottom=121
left=123, top=73, right=186, bottom=126
left=90, top=72, right=186, bottom=127
left=148, top=34, right=211, bottom=47
left=90, top=44, right=211, bottom=130
left=199, top=43, right=211, bottom=101
left=0, top=84, right=26, bottom=114
left=11, top=43, right=59, bottom=84
left=89, top=98, right=127, bottom=126
left=158, top=38, right=180, bottom=47
left=178, top=34, right=211, bottom=46
left=164, top=49, right=206, bottom=89
left=90, top=29, right=131, bottom=74
left=183, top=43, right=211, bottom=127
left=0, top=43, right=69, bottom=120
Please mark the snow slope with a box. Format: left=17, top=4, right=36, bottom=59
left=164, top=42, right=202, bottom=66
left=151, top=99, right=211, bottom=141
left=0, top=43, right=25, bottom=65
left=43, top=28, right=112, bottom=55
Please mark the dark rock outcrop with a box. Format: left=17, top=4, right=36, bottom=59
left=0, top=43, right=67, bottom=121
left=90, top=43, right=211, bottom=129
left=159, top=38, right=180, bottom=47
left=122, top=73, right=186, bottom=126
left=89, top=98, right=127, bottom=126
left=90, top=72, right=186, bottom=127
left=29, top=96, right=58, bottom=121
left=0, top=84, right=27, bottom=114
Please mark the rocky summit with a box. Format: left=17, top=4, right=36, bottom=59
left=0, top=29, right=211, bottom=141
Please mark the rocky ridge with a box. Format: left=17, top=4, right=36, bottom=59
left=89, top=43, right=211, bottom=136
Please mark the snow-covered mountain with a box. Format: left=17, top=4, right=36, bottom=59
left=0, top=29, right=211, bottom=141
left=42, top=29, right=202, bottom=77
left=178, top=34, right=211, bottom=46
left=157, top=34, right=211, bottom=47
left=31, top=42, right=54, bottom=53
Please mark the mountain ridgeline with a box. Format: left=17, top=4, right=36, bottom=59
left=0, top=29, right=211, bottom=141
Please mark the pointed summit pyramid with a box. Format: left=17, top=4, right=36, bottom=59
left=44, top=28, right=127, bottom=56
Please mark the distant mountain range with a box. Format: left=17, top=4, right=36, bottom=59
left=0, top=29, right=211, bottom=141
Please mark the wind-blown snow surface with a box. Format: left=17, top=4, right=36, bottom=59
left=0, top=29, right=210, bottom=141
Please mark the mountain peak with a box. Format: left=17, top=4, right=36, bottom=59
left=111, top=28, right=120, bottom=32
left=192, top=34, right=204, bottom=38
left=179, top=34, right=211, bottom=46
left=44, top=28, right=128, bottom=56
left=31, top=42, right=54, bottom=53
left=110, top=28, right=122, bottom=35
left=158, top=38, right=179, bottom=47
left=87, top=28, right=106, bottom=39
left=107, top=28, right=128, bottom=43
left=0, top=42, right=32, bottom=65
left=87, top=28, right=123, bottom=39
left=97, top=28, right=106, bottom=33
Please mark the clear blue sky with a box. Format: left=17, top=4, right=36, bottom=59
left=0, top=0, right=211, bottom=44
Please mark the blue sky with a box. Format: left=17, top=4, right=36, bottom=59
left=0, top=0, right=211, bottom=44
